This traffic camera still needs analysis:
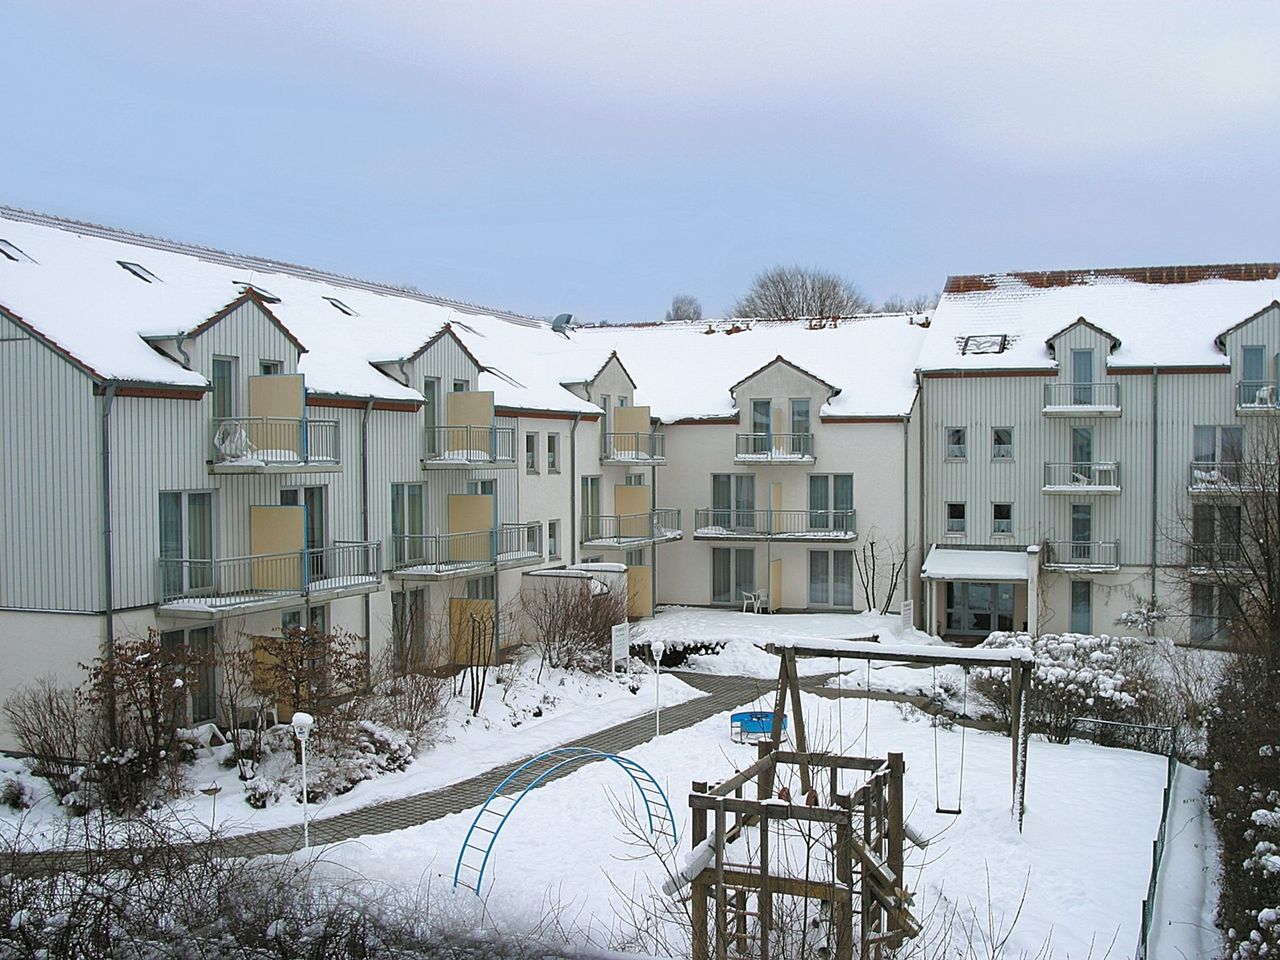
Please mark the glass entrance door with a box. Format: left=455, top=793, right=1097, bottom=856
left=944, top=581, right=1015, bottom=636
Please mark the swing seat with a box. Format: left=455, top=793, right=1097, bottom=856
left=935, top=803, right=962, bottom=815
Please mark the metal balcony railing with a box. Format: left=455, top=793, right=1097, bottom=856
left=1042, top=461, right=1121, bottom=490
left=693, top=508, right=857, bottom=540
left=733, top=432, right=815, bottom=462
left=1043, top=540, right=1120, bottom=569
left=601, top=432, right=666, bottom=463
left=1236, top=380, right=1279, bottom=410
left=393, top=522, right=541, bottom=574
left=1188, top=543, right=1245, bottom=570
left=581, top=509, right=681, bottom=546
left=210, top=416, right=340, bottom=468
left=159, top=541, right=380, bottom=606
left=496, top=521, right=542, bottom=562
left=422, top=425, right=516, bottom=465
left=1042, top=382, right=1121, bottom=411
left=1188, top=460, right=1278, bottom=492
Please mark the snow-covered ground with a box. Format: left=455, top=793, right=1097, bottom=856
left=321, top=689, right=1178, bottom=958
left=0, top=659, right=702, bottom=843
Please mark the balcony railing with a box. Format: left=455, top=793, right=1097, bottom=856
left=1043, top=540, right=1120, bottom=570
left=159, top=541, right=380, bottom=610
left=392, top=522, right=542, bottom=576
left=1042, top=461, right=1121, bottom=492
left=1188, top=543, right=1245, bottom=571
left=422, top=425, right=516, bottom=466
left=1236, top=380, right=1280, bottom=411
left=734, top=432, right=815, bottom=463
left=210, top=416, right=340, bottom=471
left=1042, top=382, right=1121, bottom=414
left=693, top=508, right=857, bottom=541
left=581, top=509, right=682, bottom=547
left=601, top=432, right=666, bottom=464
left=1188, top=460, right=1278, bottom=493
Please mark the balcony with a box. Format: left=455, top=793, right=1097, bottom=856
left=733, top=432, right=815, bottom=464
left=693, top=508, right=857, bottom=542
left=1042, top=540, right=1120, bottom=571
left=157, top=541, right=381, bottom=619
left=1042, top=461, right=1121, bottom=494
left=210, top=416, right=340, bottom=474
left=1042, top=382, right=1121, bottom=417
left=580, top=509, right=682, bottom=548
left=390, top=523, right=543, bottom=580
left=1188, top=460, right=1278, bottom=494
left=601, top=431, right=667, bottom=465
left=1236, top=380, right=1280, bottom=413
left=421, top=425, right=516, bottom=468
left=1188, top=543, right=1246, bottom=575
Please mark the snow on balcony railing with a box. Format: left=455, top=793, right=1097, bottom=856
left=733, top=432, right=815, bottom=462
left=422, top=425, right=516, bottom=465
left=1042, top=461, right=1121, bottom=491
left=601, top=431, right=666, bottom=463
left=580, top=509, right=682, bottom=546
left=393, top=523, right=543, bottom=575
left=210, top=416, right=340, bottom=468
left=1236, top=380, right=1280, bottom=410
left=159, top=541, right=380, bottom=607
left=1043, top=540, right=1119, bottom=569
left=1188, top=460, right=1277, bottom=492
left=693, top=508, right=857, bottom=540
left=1042, top=382, right=1121, bottom=412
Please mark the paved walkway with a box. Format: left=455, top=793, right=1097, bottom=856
left=14, top=670, right=845, bottom=871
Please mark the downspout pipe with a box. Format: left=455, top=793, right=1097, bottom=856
left=1150, top=368, right=1159, bottom=603
left=101, top=382, right=119, bottom=747
left=569, top=414, right=582, bottom=564
left=362, top=397, right=375, bottom=671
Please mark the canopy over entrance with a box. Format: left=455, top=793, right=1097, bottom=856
left=921, top=546, right=1030, bottom=582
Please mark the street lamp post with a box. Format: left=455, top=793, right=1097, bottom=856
left=650, top=639, right=666, bottom=737
left=291, top=711, right=314, bottom=848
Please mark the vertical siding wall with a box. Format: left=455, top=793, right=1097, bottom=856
left=0, top=314, right=103, bottom=611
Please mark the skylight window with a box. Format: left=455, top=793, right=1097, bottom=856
left=323, top=296, right=356, bottom=316
left=118, top=260, right=161, bottom=283
left=0, top=239, right=35, bottom=263
left=960, top=334, right=1009, bottom=355
left=234, top=281, right=281, bottom=303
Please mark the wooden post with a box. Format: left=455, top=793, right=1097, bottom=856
left=692, top=879, right=710, bottom=960
left=785, top=648, right=811, bottom=791
left=1016, top=665, right=1030, bottom=831
left=836, top=792, right=856, bottom=960
left=886, top=753, right=906, bottom=944
left=733, top=888, right=748, bottom=955
left=759, top=807, right=771, bottom=960
left=714, top=801, right=728, bottom=960
left=1009, top=659, right=1022, bottom=806
left=769, top=655, right=789, bottom=747
left=757, top=739, right=776, bottom=802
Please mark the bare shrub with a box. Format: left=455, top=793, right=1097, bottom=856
left=364, top=636, right=448, bottom=749
left=521, top=576, right=628, bottom=680
left=2, top=675, right=87, bottom=803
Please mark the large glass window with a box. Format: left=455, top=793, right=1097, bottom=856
left=525, top=432, right=538, bottom=473
left=712, top=548, right=754, bottom=604
left=391, top=587, right=427, bottom=670
left=992, top=427, right=1013, bottom=460
left=1070, top=503, right=1092, bottom=561
left=423, top=377, right=438, bottom=455
left=547, top=433, right=560, bottom=473
left=159, top=491, right=213, bottom=597
left=750, top=399, right=771, bottom=454
left=1069, top=580, right=1092, bottom=634
left=712, top=474, right=755, bottom=530
left=790, top=398, right=811, bottom=454
left=211, top=357, right=235, bottom=420
left=581, top=476, right=601, bottom=540
left=391, top=482, right=426, bottom=564
left=160, top=627, right=215, bottom=723
left=808, top=474, right=853, bottom=530
left=946, top=427, right=966, bottom=460
left=808, top=551, right=830, bottom=605
left=548, top=520, right=560, bottom=559
left=1071, top=349, right=1094, bottom=404
left=992, top=502, right=1013, bottom=535
left=809, top=550, right=854, bottom=607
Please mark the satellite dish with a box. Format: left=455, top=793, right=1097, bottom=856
left=551, top=313, right=574, bottom=333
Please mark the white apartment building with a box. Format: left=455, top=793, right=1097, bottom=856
left=916, top=264, right=1280, bottom=643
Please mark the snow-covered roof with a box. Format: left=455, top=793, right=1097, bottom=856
left=919, top=264, right=1280, bottom=373
left=921, top=546, right=1031, bottom=581
left=574, top=315, right=928, bottom=421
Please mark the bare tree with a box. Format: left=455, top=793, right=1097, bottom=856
left=664, top=293, right=703, bottom=323
left=730, top=265, right=871, bottom=319
left=851, top=535, right=908, bottom=615
left=521, top=576, right=628, bottom=681
left=879, top=291, right=939, bottom=313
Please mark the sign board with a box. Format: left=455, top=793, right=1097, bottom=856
left=611, top=621, right=630, bottom=670
left=900, top=600, right=914, bottom=633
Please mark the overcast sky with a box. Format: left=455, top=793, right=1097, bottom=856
left=4, top=1, right=1279, bottom=322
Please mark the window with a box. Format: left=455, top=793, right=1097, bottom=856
left=712, top=547, right=755, bottom=604
left=808, top=474, right=853, bottom=530
left=1069, top=580, right=1092, bottom=634
left=391, top=588, right=427, bottom=670
left=282, top=609, right=302, bottom=632
left=992, top=427, right=1013, bottom=460
left=422, top=378, right=439, bottom=454
left=548, top=520, right=561, bottom=559
left=600, top=395, right=611, bottom=435
left=0, top=239, right=35, bottom=263
left=391, top=482, right=427, bottom=564
left=946, top=502, right=966, bottom=535
left=809, top=550, right=855, bottom=607
left=617, top=396, right=628, bottom=407
left=1191, top=583, right=1239, bottom=647
left=625, top=473, right=646, bottom=486
left=712, top=473, right=756, bottom=530
left=625, top=548, right=644, bottom=566
left=452, top=379, right=469, bottom=393
left=524, top=522, right=541, bottom=556
left=1070, top=503, right=1092, bottom=560
left=259, top=360, right=282, bottom=376
left=959, top=334, right=1009, bottom=355
left=1071, top=349, right=1095, bottom=404
left=946, top=427, right=966, bottom=460
left=1192, top=504, right=1242, bottom=566
left=1071, top=426, right=1093, bottom=465
left=159, top=491, right=213, bottom=597
left=466, top=576, right=495, bottom=600
left=1193, top=425, right=1245, bottom=481
left=581, top=476, right=602, bottom=540
left=161, top=627, right=214, bottom=722
left=547, top=433, right=560, bottom=473
left=211, top=357, right=236, bottom=420
left=234, top=281, right=280, bottom=303
left=992, top=503, right=1013, bottom=535
left=525, top=432, right=539, bottom=473
left=322, top=296, right=357, bottom=316
left=118, top=260, right=160, bottom=283
left=466, top=478, right=496, bottom=497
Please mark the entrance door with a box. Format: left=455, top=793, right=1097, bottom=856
left=581, top=476, right=602, bottom=541
left=751, top=400, right=771, bottom=454
left=282, top=486, right=326, bottom=581
left=1071, top=349, right=1094, bottom=404
left=944, top=581, right=1015, bottom=636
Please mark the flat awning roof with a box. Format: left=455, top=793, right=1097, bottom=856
left=921, top=546, right=1029, bottom=581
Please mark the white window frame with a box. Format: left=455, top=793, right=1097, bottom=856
left=992, top=427, right=1013, bottom=460
left=548, top=520, right=561, bottom=559
left=945, top=502, right=966, bottom=535
left=525, top=431, right=539, bottom=473
left=547, top=433, right=560, bottom=473
left=992, top=502, right=1013, bottom=536
left=946, top=427, right=967, bottom=461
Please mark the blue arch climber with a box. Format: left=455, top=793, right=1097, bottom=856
left=453, top=746, right=678, bottom=895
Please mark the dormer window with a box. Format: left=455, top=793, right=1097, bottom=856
left=118, top=260, right=161, bottom=283
left=323, top=296, right=356, bottom=316
left=960, top=334, right=1009, bottom=355
left=0, top=239, right=35, bottom=263
left=234, top=281, right=281, bottom=303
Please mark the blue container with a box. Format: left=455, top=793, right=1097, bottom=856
left=730, top=710, right=787, bottom=743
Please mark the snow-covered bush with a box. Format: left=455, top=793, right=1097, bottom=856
left=1115, top=597, right=1168, bottom=637
left=0, top=776, right=30, bottom=811
left=972, top=632, right=1159, bottom=743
